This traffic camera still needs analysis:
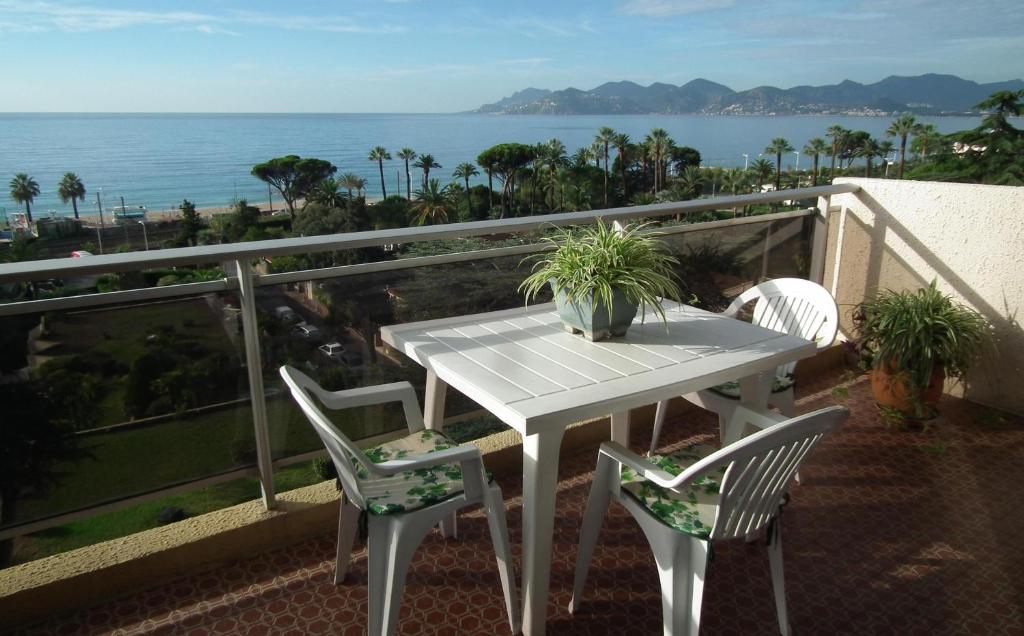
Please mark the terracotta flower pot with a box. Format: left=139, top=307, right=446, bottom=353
left=870, top=363, right=944, bottom=416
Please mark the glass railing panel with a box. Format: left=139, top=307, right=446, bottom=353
left=0, top=289, right=256, bottom=535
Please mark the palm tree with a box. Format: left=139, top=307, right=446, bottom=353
left=477, top=155, right=497, bottom=214
left=368, top=146, right=391, bottom=199
left=57, top=172, right=86, bottom=220
left=803, top=138, right=829, bottom=186
left=9, top=173, right=40, bottom=224
left=911, top=124, right=941, bottom=159
left=340, top=173, right=361, bottom=200
left=310, top=178, right=346, bottom=208
left=595, top=126, right=615, bottom=207
left=539, top=139, right=567, bottom=210
left=675, top=166, right=703, bottom=201
left=858, top=137, right=883, bottom=177
left=353, top=176, right=367, bottom=198
left=413, top=154, right=441, bottom=189
left=750, top=158, right=773, bottom=191
left=571, top=147, right=594, bottom=169
left=412, top=179, right=452, bottom=225
left=764, top=137, right=794, bottom=191
left=886, top=113, right=917, bottom=179
left=826, top=125, right=848, bottom=180
left=452, top=162, right=478, bottom=217
left=645, top=128, right=672, bottom=193
left=396, top=148, right=417, bottom=200
left=612, top=133, right=631, bottom=200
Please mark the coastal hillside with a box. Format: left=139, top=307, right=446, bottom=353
left=474, top=73, right=1024, bottom=116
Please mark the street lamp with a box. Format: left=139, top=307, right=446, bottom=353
left=742, top=153, right=749, bottom=170
left=136, top=220, right=149, bottom=251
left=793, top=150, right=801, bottom=172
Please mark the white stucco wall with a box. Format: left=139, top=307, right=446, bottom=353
left=827, top=178, right=1024, bottom=415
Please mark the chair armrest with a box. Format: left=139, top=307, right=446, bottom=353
left=599, top=442, right=679, bottom=488
left=313, top=381, right=418, bottom=410
left=372, top=444, right=481, bottom=476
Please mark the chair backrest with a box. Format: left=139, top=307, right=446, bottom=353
left=279, top=365, right=414, bottom=510
left=724, top=278, right=838, bottom=377
left=674, top=405, right=849, bottom=541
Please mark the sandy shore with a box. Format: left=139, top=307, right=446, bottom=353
left=142, top=196, right=382, bottom=223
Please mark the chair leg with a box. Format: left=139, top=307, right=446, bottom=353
left=483, top=484, right=521, bottom=634
left=772, top=388, right=796, bottom=418
left=333, top=495, right=361, bottom=584
left=647, top=530, right=709, bottom=636
left=439, top=512, right=458, bottom=539
left=569, top=455, right=615, bottom=614
left=366, top=516, right=393, bottom=636
left=380, top=512, right=440, bottom=636
left=649, top=399, right=670, bottom=455
left=767, top=519, right=791, bottom=636
left=717, top=401, right=742, bottom=446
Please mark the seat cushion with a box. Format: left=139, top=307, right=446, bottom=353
left=620, top=444, right=726, bottom=538
left=707, top=374, right=795, bottom=399
left=354, top=429, right=479, bottom=516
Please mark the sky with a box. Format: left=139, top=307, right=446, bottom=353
left=0, top=0, right=1022, bottom=113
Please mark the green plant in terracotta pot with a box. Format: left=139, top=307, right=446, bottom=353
left=519, top=219, right=682, bottom=341
left=852, top=280, right=990, bottom=417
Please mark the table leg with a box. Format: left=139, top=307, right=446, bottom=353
left=610, top=410, right=630, bottom=447
left=424, top=371, right=457, bottom=539
left=724, top=372, right=774, bottom=444
left=522, top=427, right=567, bottom=636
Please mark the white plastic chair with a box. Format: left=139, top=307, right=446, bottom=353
left=280, top=365, right=520, bottom=636
left=650, top=278, right=839, bottom=454
left=571, top=404, right=848, bottom=635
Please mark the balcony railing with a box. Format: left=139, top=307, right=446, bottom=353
left=0, top=183, right=857, bottom=553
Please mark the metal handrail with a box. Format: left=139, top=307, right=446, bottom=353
left=0, top=184, right=857, bottom=283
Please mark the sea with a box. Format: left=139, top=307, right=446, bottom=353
left=0, top=113, right=981, bottom=219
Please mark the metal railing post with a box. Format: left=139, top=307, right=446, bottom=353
left=808, top=195, right=831, bottom=284
left=234, top=258, right=276, bottom=509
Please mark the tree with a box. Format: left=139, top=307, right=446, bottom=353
left=539, top=139, right=568, bottom=211
left=839, top=130, right=870, bottom=169
left=9, top=173, right=40, bottom=224
left=340, top=173, right=361, bottom=200
left=612, top=132, right=632, bottom=200
left=177, top=199, right=202, bottom=246
left=452, top=162, right=478, bottom=218
left=803, top=138, right=829, bottom=186
left=975, top=89, right=1024, bottom=136
left=764, top=137, right=794, bottom=191
left=476, top=144, right=535, bottom=218
left=251, top=155, right=336, bottom=220
left=293, top=202, right=351, bottom=236
left=571, top=147, right=594, bottom=169
left=673, top=166, right=704, bottom=201
left=368, top=146, right=391, bottom=199
left=645, top=128, right=673, bottom=193
left=858, top=137, right=883, bottom=177
left=412, top=154, right=441, bottom=189
left=396, top=148, right=417, bottom=201
left=826, top=125, right=849, bottom=179
left=57, top=172, right=86, bottom=220
left=750, top=158, right=773, bottom=191
left=412, top=179, right=453, bottom=225
left=595, top=126, right=615, bottom=207
left=910, top=124, right=941, bottom=159
left=309, top=177, right=346, bottom=208
left=670, top=146, right=701, bottom=174
left=886, top=113, right=918, bottom=179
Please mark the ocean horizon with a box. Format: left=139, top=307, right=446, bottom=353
left=1, top=112, right=980, bottom=219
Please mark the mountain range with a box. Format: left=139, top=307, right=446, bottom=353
left=474, top=74, right=1024, bottom=116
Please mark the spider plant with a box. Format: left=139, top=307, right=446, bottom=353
left=853, top=280, right=990, bottom=392
left=519, top=219, right=682, bottom=324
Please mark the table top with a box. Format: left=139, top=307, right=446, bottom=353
left=381, top=300, right=817, bottom=435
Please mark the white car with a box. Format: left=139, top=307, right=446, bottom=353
left=293, top=322, right=322, bottom=341
left=319, top=342, right=363, bottom=366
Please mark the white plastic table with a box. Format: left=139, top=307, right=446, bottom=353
left=380, top=300, right=816, bottom=635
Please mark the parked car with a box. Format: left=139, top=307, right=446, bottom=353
left=293, top=322, right=322, bottom=341
left=318, top=342, right=363, bottom=367
left=274, top=305, right=298, bottom=322
left=70, top=250, right=93, bottom=258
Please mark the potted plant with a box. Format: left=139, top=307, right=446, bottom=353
left=852, top=280, right=990, bottom=417
left=519, top=219, right=682, bottom=341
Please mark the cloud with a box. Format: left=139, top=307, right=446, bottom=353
left=0, top=1, right=402, bottom=34
left=620, top=0, right=737, bottom=17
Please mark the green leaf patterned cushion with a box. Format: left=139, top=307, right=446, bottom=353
left=707, top=374, right=795, bottom=399
left=354, top=429, right=485, bottom=516
left=620, top=444, right=726, bottom=539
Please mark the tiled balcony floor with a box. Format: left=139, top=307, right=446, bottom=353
left=13, top=371, right=1024, bottom=635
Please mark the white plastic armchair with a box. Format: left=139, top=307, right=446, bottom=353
left=572, top=404, right=849, bottom=635
left=279, top=365, right=520, bottom=636
left=650, top=278, right=839, bottom=454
